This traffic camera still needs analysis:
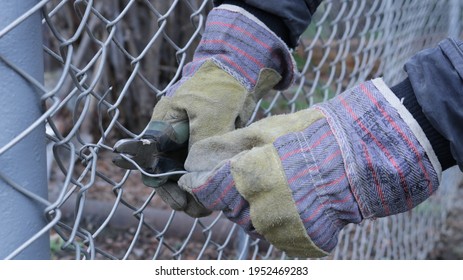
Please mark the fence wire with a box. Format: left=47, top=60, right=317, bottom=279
left=0, top=0, right=462, bottom=260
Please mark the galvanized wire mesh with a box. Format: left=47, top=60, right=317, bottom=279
left=0, top=0, right=462, bottom=260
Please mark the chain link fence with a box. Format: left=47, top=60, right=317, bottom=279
left=0, top=0, right=462, bottom=260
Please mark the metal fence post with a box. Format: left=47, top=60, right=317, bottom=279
left=0, top=1, right=49, bottom=259
left=449, top=0, right=461, bottom=38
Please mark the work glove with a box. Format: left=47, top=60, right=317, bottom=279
left=143, top=4, right=296, bottom=217
left=177, top=78, right=442, bottom=257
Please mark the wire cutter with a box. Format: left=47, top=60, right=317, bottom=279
left=112, top=120, right=189, bottom=187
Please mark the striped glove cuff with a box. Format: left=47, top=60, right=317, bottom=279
left=273, top=118, right=362, bottom=252
left=314, top=79, right=441, bottom=219
left=167, top=4, right=296, bottom=97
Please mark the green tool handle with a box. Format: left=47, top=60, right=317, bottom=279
left=141, top=120, right=189, bottom=188
left=171, top=120, right=189, bottom=145
left=145, top=120, right=189, bottom=151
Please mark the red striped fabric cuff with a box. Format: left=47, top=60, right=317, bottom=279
left=273, top=118, right=362, bottom=253
left=314, top=79, right=440, bottom=219
left=167, top=5, right=295, bottom=97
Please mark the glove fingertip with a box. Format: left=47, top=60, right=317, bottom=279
left=184, top=194, right=213, bottom=218
left=156, top=183, right=188, bottom=211
left=178, top=171, right=212, bottom=191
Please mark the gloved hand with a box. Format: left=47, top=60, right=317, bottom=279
left=177, top=78, right=442, bottom=257
left=142, top=4, right=296, bottom=217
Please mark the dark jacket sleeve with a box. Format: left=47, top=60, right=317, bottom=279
left=404, top=38, right=463, bottom=171
left=214, top=0, right=323, bottom=48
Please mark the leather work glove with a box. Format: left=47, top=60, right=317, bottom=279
left=177, top=78, right=442, bottom=257
left=143, top=4, right=296, bottom=217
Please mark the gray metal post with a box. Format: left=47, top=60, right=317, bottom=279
left=0, top=1, right=49, bottom=259
left=449, top=0, right=461, bottom=38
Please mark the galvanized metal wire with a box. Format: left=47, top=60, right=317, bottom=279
left=0, top=0, right=462, bottom=260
